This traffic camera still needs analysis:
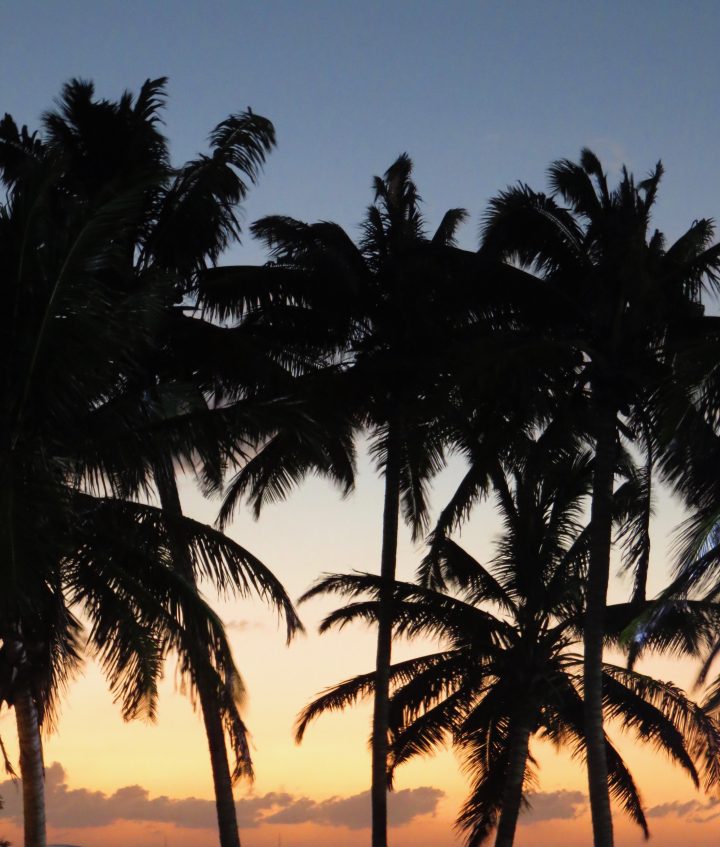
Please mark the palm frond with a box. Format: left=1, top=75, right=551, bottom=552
left=603, top=663, right=720, bottom=791
left=218, top=419, right=356, bottom=526
left=73, top=494, right=303, bottom=641
left=295, top=651, right=456, bottom=743
left=420, top=537, right=516, bottom=614
left=431, top=209, right=469, bottom=247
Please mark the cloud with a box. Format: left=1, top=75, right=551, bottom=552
left=264, top=786, right=444, bottom=829
left=648, top=796, right=720, bottom=824
left=520, top=790, right=587, bottom=823
left=648, top=799, right=699, bottom=818
left=224, top=619, right=263, bottom=633
left=0, top=764, right=442, bottom=831
left=0, top=765, right=234, bottom=828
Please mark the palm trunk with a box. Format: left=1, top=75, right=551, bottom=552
left=154, top=462, right=241, bottom=847
left=584, top=403, right=617, bottom=847
left=15, top=684, right=46, bottom=847
left=493, top=719, right=532, bottom=847
left=197, top=682, right=242, bottom=847
left=371, top=421, right=402, bottom=847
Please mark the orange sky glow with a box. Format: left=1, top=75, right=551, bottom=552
left=1, top=456, right=718, bottom=846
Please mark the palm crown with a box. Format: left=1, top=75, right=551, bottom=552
left=217, top=153, right=477, bottom=532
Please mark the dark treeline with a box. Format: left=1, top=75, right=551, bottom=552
left=1, top=78, right=720, bottom=847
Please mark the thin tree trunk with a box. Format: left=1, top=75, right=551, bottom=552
left=15, top=684, right=46, bottom=847
left=154, top=462, right=241, bottom=847
left=371, top=421, right=402, bottom=847
left=493, top=719, right=532, bottom=847
left=197, top=681, right=242, bottom=847
left=584, top=403, right=617, bottom=847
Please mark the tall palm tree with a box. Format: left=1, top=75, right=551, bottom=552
left=479, top=150, right=720, bottom=846
left=0, top=78, right=297, bottom=847
left=215, top=155, right=482, bottom=847
left=0, top=125, right=168, bottom=846
left=295, top=431, right=720, bottom=847
left=14, top=78, right=277, bottom=847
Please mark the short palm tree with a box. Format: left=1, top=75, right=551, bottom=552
left=479, top=150, right=720, bottom=847
left=215, top=154, right=483, bottom=847
left=295, top=431, right=720, bottom=847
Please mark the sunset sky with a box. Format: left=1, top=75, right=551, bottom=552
left=2, top=1, right=720, bottom=844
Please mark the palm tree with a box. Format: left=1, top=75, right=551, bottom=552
left=479, top=150, right=720, bottom=846
left=295, top=430, right=720, bottom=847
left=0, top=122, right=169, bottom=846
left=0, top=78, right=298, bottom=847
left=4, top=78, right=278, bottom=847
left=214, top=154, right=482, bottom=847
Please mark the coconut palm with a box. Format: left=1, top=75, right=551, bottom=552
left=213, top=154, right=486, bottom=847
left=295, top=431, right=720, bottom=847
left=0, top=78, right=300, bottom=847
left=0, top=122, right=169, bottom=846
left=479, top=150, right=720, bottom=846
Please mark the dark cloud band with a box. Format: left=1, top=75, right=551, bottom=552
left=0, top=764, right=442, bottom=830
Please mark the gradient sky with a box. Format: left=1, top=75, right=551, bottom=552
left=2, top=2, right=720, bottom=845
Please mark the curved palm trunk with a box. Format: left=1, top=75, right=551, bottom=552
left=493, top=720, right=532, bottom=847
left=584, top=403, right=617, bottom=847
left=371, top=421, right=402, bottom=847
left=154, top=464, right=241, bottom=847
left=15, top=684, right=46, bottom=847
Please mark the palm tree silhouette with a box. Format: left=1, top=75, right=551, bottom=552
left=0, top=121, right=170, bottom=847
left=295, top=428, right=720, bottom=847
left=31, top=78, right=284, bottom=847
left=479, top=150, right=720, bottom=846
left=0, top=78, right=298, bottom=847
left=220, top=154, right=479, bottom=846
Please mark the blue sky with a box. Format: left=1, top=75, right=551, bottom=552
left=4, top=0, right=720, bottom=263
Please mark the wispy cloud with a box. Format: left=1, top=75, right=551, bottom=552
left=648, top=796, right=720, bottom=824
left=224, top=619, right=263, bottom=633
left=0, top=764, right=442, bottom=831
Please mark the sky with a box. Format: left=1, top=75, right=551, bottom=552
left=2, top=1, right=720, bottom=845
